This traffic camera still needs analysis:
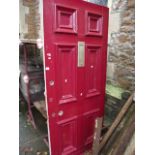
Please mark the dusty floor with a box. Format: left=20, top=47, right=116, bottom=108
left=19, top=99, right=49, bottom=155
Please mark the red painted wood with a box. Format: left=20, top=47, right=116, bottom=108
left=43, top=0, right=109, bottom=154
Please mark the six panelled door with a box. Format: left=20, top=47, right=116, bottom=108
left=43, top=0, right=109, bottom=154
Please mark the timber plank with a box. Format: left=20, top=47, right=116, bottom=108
left=98, top=93, right=134, bottom=154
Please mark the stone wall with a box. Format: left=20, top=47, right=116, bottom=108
left=107, top=0, right=135, bottom=91
left=19, top=0, right=42, bottom=40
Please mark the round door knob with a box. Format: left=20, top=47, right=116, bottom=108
left=58, top=110, right=64, bottom=116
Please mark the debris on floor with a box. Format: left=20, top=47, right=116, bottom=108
left=19, top=101, right=49, bottom=155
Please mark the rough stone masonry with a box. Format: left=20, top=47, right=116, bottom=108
left=107, top=0, right=135, bottom=91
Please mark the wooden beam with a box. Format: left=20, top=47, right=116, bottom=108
left=112, top=114, right=135, bottom=155
left=97, top=93, right=134, bottom=153
left=92, top=117, right=103, bottom=155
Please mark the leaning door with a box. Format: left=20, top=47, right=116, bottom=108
left=43, top=0, right=109, bottom=154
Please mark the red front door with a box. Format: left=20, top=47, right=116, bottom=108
left=43, top=0, right=109, bottom=154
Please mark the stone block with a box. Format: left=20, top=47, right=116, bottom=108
left=122, top=9, right=131, bottom=18
left=25, top=14, right=35, bottom=24
left=107, top=62, right=115, bottom=80
left=23, top=0, right=39, bottom=8
left=118, top=78, right=131, bottom=89
left=120, top=25, right=135, bottom=32
left=118, top=33, right=130, bottom=43
left=109, top=13, right=121, bottom=33
left=112, top=0, right=127, bottom=11
left=122, top=17, right=135, bottom=26
left=128, top=0, right=135, bottom=8
left=122, top=8, right=134, bottom=18
left=109, top=56, right=119, bottom=63
left=23, top=0, right=34, bottom=7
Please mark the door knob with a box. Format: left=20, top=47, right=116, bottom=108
left=58, top=110, right=64, bottom=116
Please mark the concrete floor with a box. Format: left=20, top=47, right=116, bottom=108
left=19, top=99, right=49, bottom=155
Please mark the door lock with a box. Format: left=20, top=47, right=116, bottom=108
left=58, top=110, right=64, bottom=117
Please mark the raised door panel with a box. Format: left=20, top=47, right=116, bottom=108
left=57, top=116, right=78, bottom=155
left=56, top=44, right=77, bottom=104
left=85, top=45, right=102, bottom=98
left=55, top=5, right=77, bottom=34
left=85, top=12, right=103, bottom=36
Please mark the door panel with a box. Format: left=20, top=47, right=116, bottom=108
left=56, top=44, right=77, bottom=104
left=43, top=0, right=109, bottom=154
left=86, top=12, right=103, bottom=36
left=57, top=116, right=78, bottom=154
left=85, top=45, right=102, bottom=98
left=55, top=5, right=77, bottom=34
